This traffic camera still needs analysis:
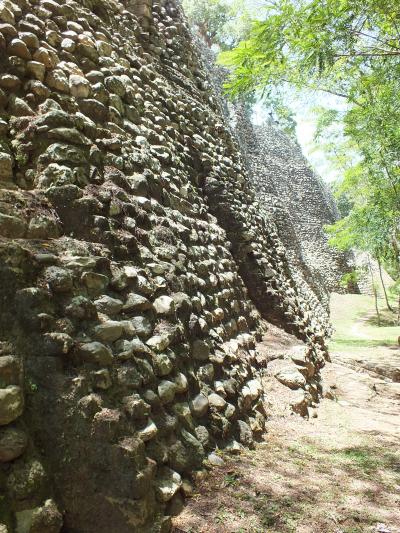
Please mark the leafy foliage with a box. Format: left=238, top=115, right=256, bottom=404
left=219, top=0, right=400, bottom=280
left=182, top=0, right=252, bottom=50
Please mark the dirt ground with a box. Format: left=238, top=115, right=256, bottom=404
left=173, top=296, right=400, bottom=533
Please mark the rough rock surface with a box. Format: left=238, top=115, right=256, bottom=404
left=0, top=0, right=335, bottom=531
left=199, top=43, right=356, bottom=313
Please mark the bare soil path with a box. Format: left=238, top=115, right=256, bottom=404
left=173, top=296, right=400, bottom=533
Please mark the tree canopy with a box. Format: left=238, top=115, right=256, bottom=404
left=219, top=0, right=400, bottom=280
left=181, top=0, right=252, bottom=49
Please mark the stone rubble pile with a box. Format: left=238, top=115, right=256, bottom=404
left=0, top=0, right=331, bottom=531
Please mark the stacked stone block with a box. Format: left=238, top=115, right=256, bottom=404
left=0, top=0, right=330, bottom=531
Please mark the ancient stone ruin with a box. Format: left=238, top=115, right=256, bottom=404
left=0, top=0, right=350, bottom=531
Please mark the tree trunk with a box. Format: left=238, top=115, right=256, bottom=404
left=368, top=256, right=381, bottom=326
left=398, top=294, right=400, bottom=326
left=373, top=285, right=381, bottom=327
left=378, top=259, right=393, bottom=311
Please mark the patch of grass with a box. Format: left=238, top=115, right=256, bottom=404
left=215, top=505, right=230, bottom=524
left=329, top=293, right=400, bottom=355
left=223, top=472, right=241, bottom=487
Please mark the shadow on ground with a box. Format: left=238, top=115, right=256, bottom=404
left=173, top=417, right=400, bottom=533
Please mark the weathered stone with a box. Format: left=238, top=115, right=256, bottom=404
left=158, top=380, right=176, bottom=404
left=42, top=332, right=73, bottom=356
left=190, top=394, right=209, bottom=417
left=124, top=316, right=152, bottom=338
left=153, top=295, right=175, bottom=315
left=115, top=338, right=149, bottom=358
left=152, top=353, right=172, bottom=376
left=0, top=356, right=20, bottom=387
left=146, top=335, right=171, bottom=352
left=154, top=467, right=182, bottom=502
left=46, top=69, right=69, bottom=93
left=174, top=372, right=188, bottom=393
left=0, top=74, right=20, bottom=90
left=8, top=38, right=31, bottom=59
left=0, top=152, right=13, bottom=181
left=197, top=363, right=214, bottom=383
left=123, top=293, right=152, bottom=312
left=29, top=499, right=63, bottom=533
left=192, top=340, right=210, bottom=361
left=75, top=342, right=113, bottom=366
left=123, top=394, right=150, bottom=419
left=207, top=452, right=224, bottom=466
left=69, top=75, right=91, bottom=98
left=93, top=321, right=123, bottom=342
left=94, top=295, right=123, bottom=316
left=0, top=213, right=26, bottom=238
left=290, top=390, right=310, bottom=417
left=208, top=393, right=226, bottom=411
left=138, top=419, right=158, bottom=441
left=236, top=420, right=253, bottom=446
left=92, top=369, right=112, bottom=390
left=275, top=367, right=306, bottom=390
left=0, top=386, right=24, bottom=425
left=45, top=267, right=73, bottom=293
left=81, top=272, right=109, bottom=292
left=65, top=296, right=97, bottom=319
left=0, top=426, right=27, bottom=462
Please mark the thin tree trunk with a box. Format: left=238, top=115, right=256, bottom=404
left=368, top=256, right=381, bottom=326
left=373, top=285, right=381, bottom=327
left=378, top=259, right=393, bottom=311
left=398, top=294, right=400, bottom=326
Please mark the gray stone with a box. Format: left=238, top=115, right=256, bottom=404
left=236, top=420, right=253, bottom=446
left=81, top=272, right=109, bottom=292
left=174, top=372, right=188, bottom=393
left=92, top=369, right=112, bottom=390
left=75, top=342, right=113, bottom=366
left=153, top=295, right=175, bottom=315
left=115, top=338, right=149, bottom=358
left=146, top=335, right=170, bottom=352
left=195, top=425, right=210, bottom=447
left=93, top=321, right=123, bottom=342
left=124, top=316, right=152, bottom=338
left=158, top=380, right=176, bottom=404
left=152, top=353, right=172, bottom=376
left=0, top=426, right=27, bottom=462
left=207, top=452, right=224, bottom=466
left=94, top=295, right=123, bottom=316
left=0, top=386, right=24, bottom=425
left=192, top=340, right=210, bottom=361
left=275, top=367, right=306, bottom=390
left=0, top=152, right=13, bottom=181
left=69, top=74, right=90, bottom=98
left=123, top=293, right=152, bottom=312
left=29, top=499, right=63, bottom=533
left=190, top=394, right=209, bottom=417
left=45, top=267, right=73, bottom=293
left=154, top=467, right=182, bottom=502
left=208, top=393, right=226, bottom=411
left=138, top=419, right=158, bottom=442
left=197, top=364, right=214, bottom=383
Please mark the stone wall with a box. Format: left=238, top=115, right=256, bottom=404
left=197, top=43, right=352, bottom=316
left=0, top=0, right=330, bottom=531
left=235, top=112, right=354, bottom=308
